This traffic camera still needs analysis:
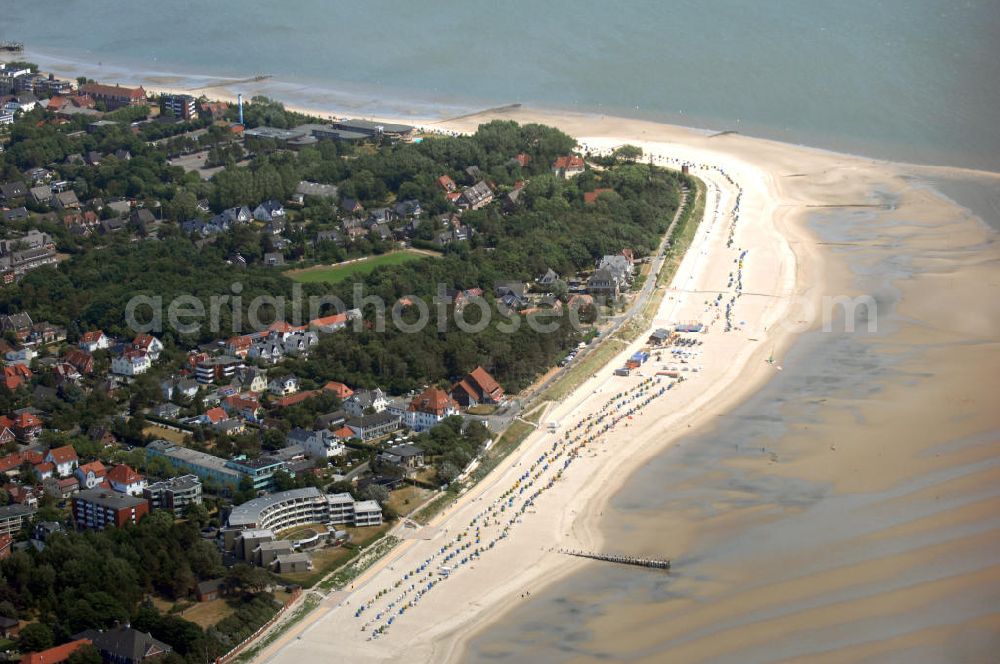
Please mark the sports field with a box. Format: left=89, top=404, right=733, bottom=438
left=285, top=250, right=429, bottom=284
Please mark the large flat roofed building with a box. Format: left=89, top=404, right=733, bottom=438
left=143, top=474, right=202, bottom=516
left=161, top=93, right=196, bottom=120
left=0, top=503, right=36, bottom=537
left=226, top=487, right=382, bottom=532
left=146, top=440, right=242, bottom=489
left=72, top=489, right=148, bottom=530
left=330, top=118, right=413, bottom=139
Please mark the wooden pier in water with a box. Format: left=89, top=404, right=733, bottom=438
left=560, top=549, right=671, bottom=570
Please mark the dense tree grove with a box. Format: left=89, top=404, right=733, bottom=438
left=0, top=511, right=278, bottom=662
left=1, top=106, right=686, bottom=393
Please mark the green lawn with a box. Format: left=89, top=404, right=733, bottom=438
left=285, top=251, right=428, bottom=284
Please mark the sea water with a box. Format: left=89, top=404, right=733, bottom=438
left=4, top=0, right=1000, bottom=171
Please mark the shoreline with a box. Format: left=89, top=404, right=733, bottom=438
left=8, top=48, right=996, bottom=662
left=9, top=47, right=1000, bottom=179
left=250, top=110, right=831, bottom=663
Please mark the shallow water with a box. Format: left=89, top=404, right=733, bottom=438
left=463, top=189, right=1000, bottom=662
left=5, top=0, right=1000, bottom=171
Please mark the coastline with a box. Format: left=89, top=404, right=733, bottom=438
left=248, top=110, right=837, bottom=663
left=10, top=47, right=997, bottom=662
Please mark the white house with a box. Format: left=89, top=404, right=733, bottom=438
left=45, top=445, right=79, bottom=478
left=112, top=350, right=151, bottom=376
left=132, top=334, right=164, bottom=361
left=253, top=200, right=286, bottom=222
left=78, top=330, right=110, bottom=352
left=343, top=388, right=389, bottom=417
left=107, top=464, right=146, bottom=496
left=286, top=428, right=345, bottom=461
left=268, top=375, right=299, bottom=396
left=395, top=386, right=459, bottom=432
left=75, top=461, right=107, bottom=489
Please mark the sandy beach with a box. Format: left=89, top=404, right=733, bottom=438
left=15, top=51, right=998, bottom=661
left=241, top=107, right=941, bottom=663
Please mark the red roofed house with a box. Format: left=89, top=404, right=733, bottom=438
left=332, top=425, right=356, bottom=441
left=132, top=334, right=163, bottom=360
left=75, top=461, right=107, bottom=489
left=20, top=638, right=92, bottom=664
left=0, top=533, right=12, bottom=559
left=272, top=390, right=318, bottom=409
left=405, top=386, right=459, bottom=432
left=45, top=444, right=77, bottom=476
left=63, top=349, right=95, bottom=374
left=308, top=312, right=350, bottom=333
left=450, top=366, right=505, bottom=408
left=15, top=412, right=44, bottom=443
left=223, top=394, right=263, bottom=422
left=584, top=188, right=613, bottom=204
left=225, top=335, right=253, bottom=358
left=34, top=462, right=55, bottom=480
left=106, top=464, right=146, bottom=496
left=323, top=381, right=354, bottom=399
left=78, top=330, right=110, bottom=352
left=0, top=425, right=14, bottom=447
left=437, top=175, right=457, bottom=193
left=80, top=82, right=147, bottom=110
left=552, top=155, right=585, bottom=178
left=200, top=407, right=227, bottom=426
left=3, top=365, right=32, bottom=390
left=515, top=153, right=531, bottom=167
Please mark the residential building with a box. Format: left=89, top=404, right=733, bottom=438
left=268, top=375, right=299, bottom=396
left=80, top=83, right=147, bottom=110
left=379, top=443, right=425, bottom=470
left=195, top=355, right=242, bottom=384
left=143, top=475, right=202, bottom=517
left=0, top=503, right=36, bottom=537
left=161, top=93, right=196, bottom=119
left=451, top=366, right=505, bottom=407
left=286, top=427, right=346, bottom=460
left=253, top=199, right=286, bottom=222
left=401, top=386, right=459, bottom=432
left=75, top=460, right=107, bottom=489
left=342, top=387, right=388, bottom=417
left=346, top=412, right=402, bottom=441
left=73, top=626, right=171, bottom=664
left=19, top=639, right=93, bottom=664
left=458, top=181, right=494, bottom=210
left=45, top=444, right=78, bottom=476
left=132, top=334, right=163, bottom=360
left=111, top=350, right=151, bottom=376
left=225, top=456, right=287, bottom=492
left=145, top=440, right=243, bottom=490
left=72, top=489, right=149, bottom=529
left=106, top=464, right=146, bottom=496
left=225, top=487, right=382, bottom=532
left=552, top=155, right=585, bottom=177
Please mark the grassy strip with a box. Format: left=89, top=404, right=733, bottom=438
left=409, top=489, right=458, bottom=525
left=234, top=594, right=320, bottom=663
left=659, top=179, right=706, bottom=288
left=317, top=534, right=401, bottom=591
left=285, top=251, right=427, bottom=284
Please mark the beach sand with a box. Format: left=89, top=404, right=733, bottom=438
left=237, top=104, right=995, bottom=664
left=17, top=50, right=997, bottom=659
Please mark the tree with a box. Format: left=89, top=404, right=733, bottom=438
left=612, top=144, right=644, bottom=163
left=18, top=622, right=54, bottom=652
left=66, top=645, right=103, bottom=664
left=363, top=484, right=389, bottom=505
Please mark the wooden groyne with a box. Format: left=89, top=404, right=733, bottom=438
left=560, top=549, right=670, bottom=570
